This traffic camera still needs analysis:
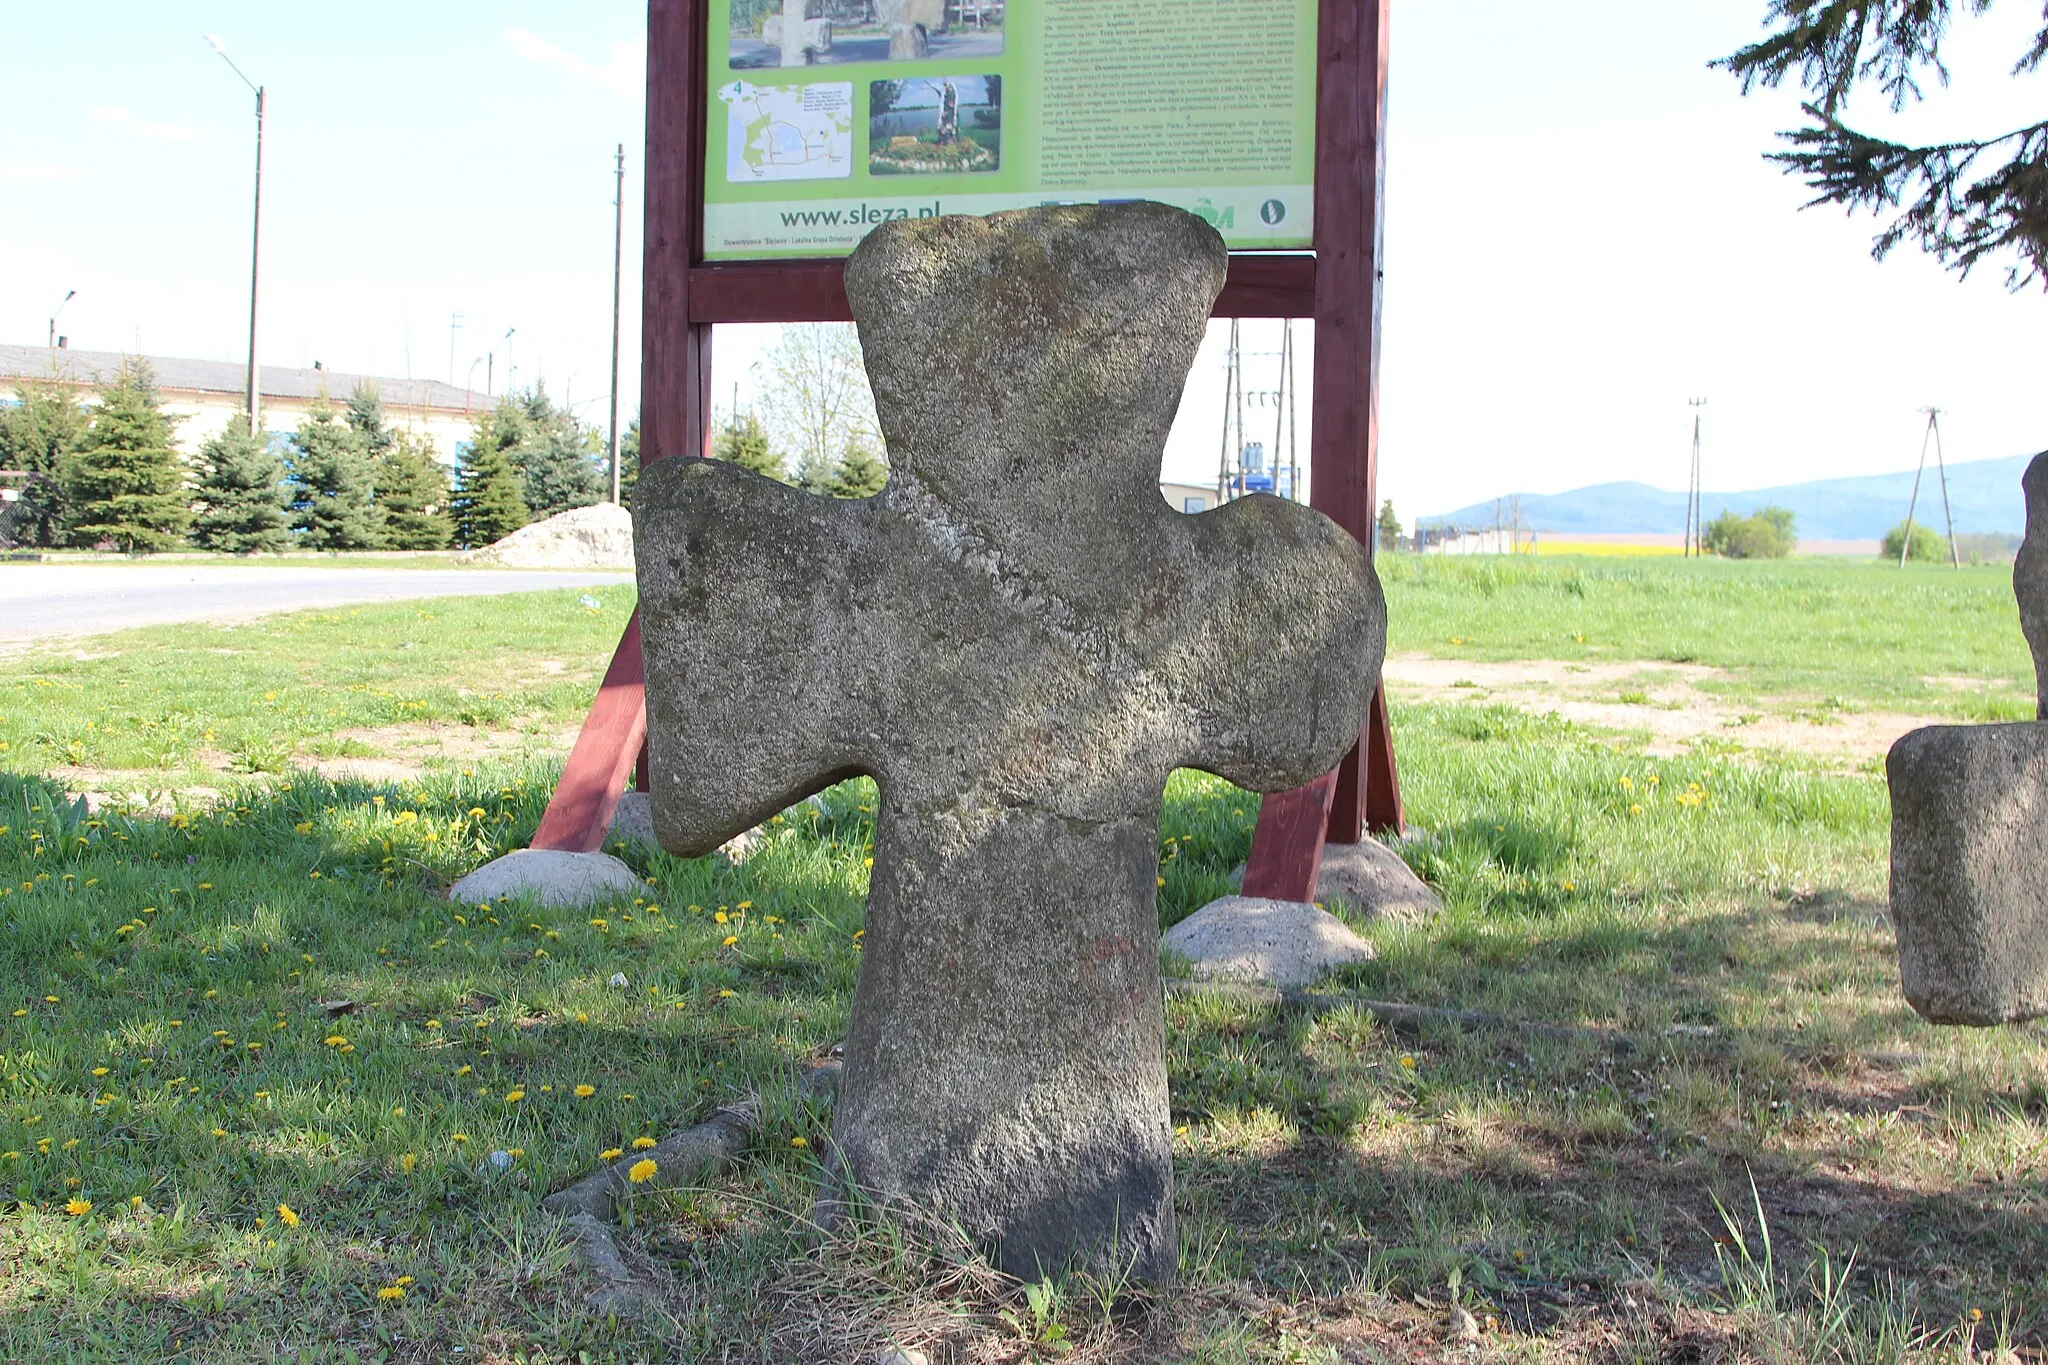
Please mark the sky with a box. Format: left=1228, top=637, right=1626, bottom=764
left=3, top=1, right=2043, bottom=522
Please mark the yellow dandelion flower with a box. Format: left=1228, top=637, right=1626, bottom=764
left=277, top=1204, right=300, bottom=1227
left=790, top=1136, right=808, bottom=1148
left=211, top=1128, right=230, bottom=1138
left=713, top=910, right=729, bottom=925
left=450, top=1133, right=469, bottom=1144
left=574, top=1084, right=595, bottom=1099
left=395, top=1275, right=414, bottom=1286
left=631, top=1136, right=657, bottom=1150
left=718, top=988, right=736, bottom=999
left=627, top=1158, right=658, bottom=1184
left=323, top=1035, right=347, bottom=1047
left=377, top=1285, right=405, bottom=1301
left=721, top=935, right=738, bottom=947
left=65, top=1198, right=92, bottom=1216
left=400, top=1153, right=418, bottom=1173
left=91, top=1067, right=109, bottom=1077
left=601, top=1147, right=623, bottom=1161
left=1399, top=1055, right=1416, bottom=1070
left=503, top=1088, right=525, bottom=1103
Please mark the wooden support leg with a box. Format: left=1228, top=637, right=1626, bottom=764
left=1362, top=682, right=1403, bottom=836
left=1244, top=680, right=1401, bottom=903
left=1242, top=767, right=1340, bottom=904
left=529, top=612, right=649, bottom=854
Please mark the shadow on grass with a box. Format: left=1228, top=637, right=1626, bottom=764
left=5, top=760, right=2046, bottom=1357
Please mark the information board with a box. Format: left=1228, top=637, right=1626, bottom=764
left=703, top=0, right=1318, bottom=259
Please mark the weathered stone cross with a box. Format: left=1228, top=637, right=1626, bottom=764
left=634, top=204, right=1384, bottom=1279
left=1889, top=451, right=2048, bottom=1025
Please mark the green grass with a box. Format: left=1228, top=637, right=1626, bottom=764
left=2, top=560, right=2045, bottom=1360
left=2, top=589, right=634, bottom=786
left=1383, top=554, right=2036, bottom=719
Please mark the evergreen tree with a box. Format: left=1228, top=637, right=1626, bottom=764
left=826, top=435, right=888, bottom=498
left=1720, top=2, right=2048, bottom=288
left=191, top=423, right=291, bottom=553
left=618, top=417, right=641, bottom=507
left=61, top=359, right=189, bottom=552
left=515, top=387, right=604, bottom=518
left=793, top=445, right=836, bottom=495
left=1377, top=498, right=1404, bottom=552
left=452, top=436, right=529, bottom=548
left=344, top=381, right=397, bottom=454
left=710, top=410, right=786, bottom=481
left=466, top=389, right=603, bottom=522
left=287, top=399, right=381, bottom=551
left=0, top=381, right=87, bottom=547
left=375, top=430, right=455, bottom=550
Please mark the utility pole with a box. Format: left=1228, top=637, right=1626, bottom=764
left=448, top=313, right=466, bottom=387
left=207, top=35, right=265, bottom=436
left=1899, top=407, right=1960, bottom=569
left=1686, top=398, right=1706, bottom=556
left=48, top=290, right=74, bottom=350
left=1215, top=319, right=1240, bottom=505
left=609, top=143, right=626, bottom=504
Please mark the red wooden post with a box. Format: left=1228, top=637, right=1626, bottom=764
left=528, top=613, right=650, bottom=853
left=1242, top=0, right=1397, bottom=900
left=528, top=0, right=712, bottom=853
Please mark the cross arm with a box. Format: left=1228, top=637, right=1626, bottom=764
left=1166, top=495, right=1384, bottom=794
left=634, top=458, right=888, bottom=856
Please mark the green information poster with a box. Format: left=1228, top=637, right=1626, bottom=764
left=703, top=0, right=1318, bottom=259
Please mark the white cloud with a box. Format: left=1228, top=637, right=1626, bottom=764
left=0, top=160, right=86, bottom=182
left=502, top=28, right=645, bottom=100
left=89, top=105, right=200, bottom=141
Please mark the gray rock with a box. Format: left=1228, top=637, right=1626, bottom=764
left=633, top=203, right=1384, bottom=1281
left=611, top=791, right=763, bottom=863
left=2015, top=452, right=2048, bottom=718
left=447, top=848, right=643, bottom=909
left=608, top=789, right=657, bottom=851
left=1161, top=896, right=1375, bottom=986
left=1316, top=838, right=1443, bottom=923
left=1888, top=722, right=2048, bottom=1025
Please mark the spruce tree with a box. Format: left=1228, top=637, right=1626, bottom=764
left=375, top=430, right=455, bottom=550
left=288, top=399, right=381, bottom=551
left=826, top=435, right=888, bottom=498
left=192, top=423, right=291, bottom=553
left=61, top=359, right=189, bottom=552
left=452, top=436, right=529, bottom=548
left=711, top=410, right=786, bottom=481
left=510, top=387, right=604, bottom=518
left=618, top=417, right=641, bottom=507
left=0, top=381, right=87, bottom=547
left=344, top=381, right=396, bottom=454
left=1720, top=3, right=2048, bottom=288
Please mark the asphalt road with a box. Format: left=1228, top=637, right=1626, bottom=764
left=0, top=564, right=635, bottom=644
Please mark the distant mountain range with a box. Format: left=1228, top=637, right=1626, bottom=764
left=1424, top=453, right=2040, bottom=540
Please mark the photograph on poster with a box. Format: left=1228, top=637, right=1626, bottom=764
left=720, top=79, right=856, bottom=181
left=729, top=0, right=1006, bottom=69
left=868, top=75, right=1000, bottom=174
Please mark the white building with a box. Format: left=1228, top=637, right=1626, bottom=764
left=0, top=343, right=493, bottom=463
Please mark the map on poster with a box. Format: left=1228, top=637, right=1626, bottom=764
left=720, top=80, right=856, bottom=182
left=701, top=0, right=1318, bottom=259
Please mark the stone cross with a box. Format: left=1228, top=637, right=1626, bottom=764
left=1888, top=451, right=2048, bottom=1025
left=634, top=204, right=1384, bottom=1279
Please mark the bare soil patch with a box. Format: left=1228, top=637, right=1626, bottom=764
left=300, top=722, right=571, bottom=784
left=1384, top=654, right=1952, bottom=764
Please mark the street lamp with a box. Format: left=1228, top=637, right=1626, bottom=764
left=206, top=33, right=265, bottom=436
left=48, top=290, right=75, bottom=350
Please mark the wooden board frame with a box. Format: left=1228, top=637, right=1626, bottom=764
left=532, top=0, right=1402, bottom=885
